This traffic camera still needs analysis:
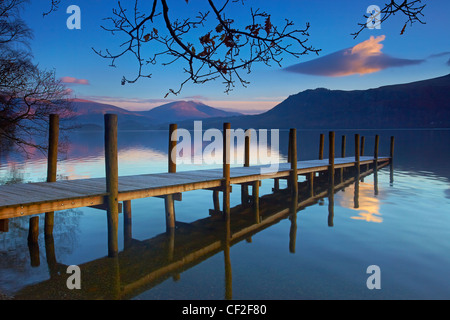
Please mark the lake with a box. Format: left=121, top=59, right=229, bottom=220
left=0, top=128, right=449, bottom=300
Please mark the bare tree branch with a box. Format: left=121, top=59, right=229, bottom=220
left=42, top=0, right=61, bottom=17
left=352, top=0, right=427, bottom=38
left=93, top=0, right=320, bottom=97
left=1, top=0, right=74, bottom=157
left=40, top=0, right=428, bottom=98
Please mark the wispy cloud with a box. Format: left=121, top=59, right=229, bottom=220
left=426, top=51, right=450, bottom=67
left=428, top=51, right=450, bottom=59
left=284, top=35, right=424, bottom=77
left=63, top=88, right=74, bottom=96
left=60, top=76, right=90, bottom=85
left=181, top=95, right=210, bottom=101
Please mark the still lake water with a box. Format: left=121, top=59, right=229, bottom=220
left=0, top=128, right=449, bottom=300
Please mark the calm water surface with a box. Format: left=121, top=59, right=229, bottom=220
left=0, top=129, right=449, bottom=300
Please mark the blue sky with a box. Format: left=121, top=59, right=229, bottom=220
left=22, top=0, right=450, bottom=114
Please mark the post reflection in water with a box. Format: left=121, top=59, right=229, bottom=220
left=289, top=183, right=299, bottom=254
left=337, top=168, right=383, bottom=223
left=223, top=212, right=232, bottom=300
left=328, top=131, right=335, bottom=227
left=354, top=171, right=360, bottom=209
left=17, top=160, right=387, bottom=300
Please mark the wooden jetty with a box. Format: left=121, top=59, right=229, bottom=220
left=14, top=161, right=387, bottom=300
left=0, top=114, right=394, bottom=257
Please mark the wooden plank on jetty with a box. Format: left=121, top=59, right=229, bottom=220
left=0, top=114, right=393, bottom=258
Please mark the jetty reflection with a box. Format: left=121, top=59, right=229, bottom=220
left=16, top=161, right=387, bottom=300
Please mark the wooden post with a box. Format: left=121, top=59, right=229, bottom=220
left=168, top=124, right=177, bottom=173
left=374, top=163, right=379, bottom=196
left=223, top=182, right=232, bottom=300
left=373, top=134, right=380, bottom=188
left=287, top=130, right=292, bottom=188
left=252, top=180, right=260, bottom=223
left=374, top=134, right=379, bottom=161
left=390, top=136, right=395, bottom=164
left=105, top=114, right=119, bottom=258
left=289, top=212, right=297, bottom=254
left=354, top=175, right=360, bottom=209
left=45, top=233, right=57, bottom=277
left=46, top=114, right=59, bottom=182
left=328, top=192, right=334, bottom=227
left=360, top=136, right=365, bottom=157
left=273, top=178, right=280, bottom=192
left=27, top=217, right=40, bottom=266
left=373, top=134, right=379, bottom=170
left=223, top=123, right=231, bottom=218
left=241, top=130, right=250, bottom=203
left=224, top=234, right=232, bottom=300
left=290, top=129, right=298, bottom=197
left=290, top=130, right=299, bottom=237
left=308, top=172, right=314, bottom=198
left=340, top=135, right=346, bottom=183
left=165, top=124, right=177, bottom=232
left=167, top=226, right=175, bottom=262
left=328, top=132, right=335, bottom=227
left=241, top=184, right=249, bottom=204
left=28, top=245, right=40, bottom=267
left=165, top=195, right=176, bottom=231
left=123, top=200, right=132, bottom=249
left=362, top=135, right=368, bottom=175
left=28, top=223, right=40, bottom=268
left=354, top=134, right=360, bottom=209
left=355, top=134, right=360, bottom=169
left=244, top=130, right=250, bottom=168
left=289, top=130, right=299, bottom=244
left=328, top=131, right=335, bottom=179
left=390, top=136, right=395, bottom=185
left=28, top=216, right=39, bottom=244
left=45, top=114, right=59, bottom=237
left=0, top=219, right=9, bottom=232
left=213, top=190, right=220, bottom=212
left=361, top=135, right=369, bottom=172
left=319, top=133, right=324, bottom=160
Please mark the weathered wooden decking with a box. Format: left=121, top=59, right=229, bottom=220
left=0, top=114, right=395, bottom=257
left=13, top=162, right=388, bottom=300
left=0, top=156, right=389, bottom=219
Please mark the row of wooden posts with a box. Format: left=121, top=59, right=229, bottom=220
left=104, top=117, right=394, bottom=257
left=25, top=114, right=59, bottom=244
left=18, top=114, right=394, bottom=258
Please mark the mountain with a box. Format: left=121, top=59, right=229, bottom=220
left=70, top=99, right=240, bottom=130
left=70, top=99, right=154, bottom=130
left=197, top=73, right=450, bottom=129
left=137, top=100, right=241, bottom=123
left=70, top=74, right=450, bottom=130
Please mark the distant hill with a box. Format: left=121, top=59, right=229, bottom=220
left=70, top=99, right=153, bottom=130
left=137, top=100, right=241, bottom=123
left=70, top=74, right=450, bottom=130
left=197, top=73, right=450, bottom=129
left=70, top=99, right=241, bottom=130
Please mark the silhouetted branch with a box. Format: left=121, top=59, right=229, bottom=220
left=0, top=0, right=32, bottom=45
left=352, top=0, right=427, bottom=38
left=93, top=0, right=320, bottom=96
left=42, top=0, right=61, bottom=17
left=1, top=0, right=74, bottom=156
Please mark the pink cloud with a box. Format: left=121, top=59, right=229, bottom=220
left=285, top=35, right=424, bottom=77
left=60, top=76, right=90, bottom=85
left=62, top=88, right=74, bottom=96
